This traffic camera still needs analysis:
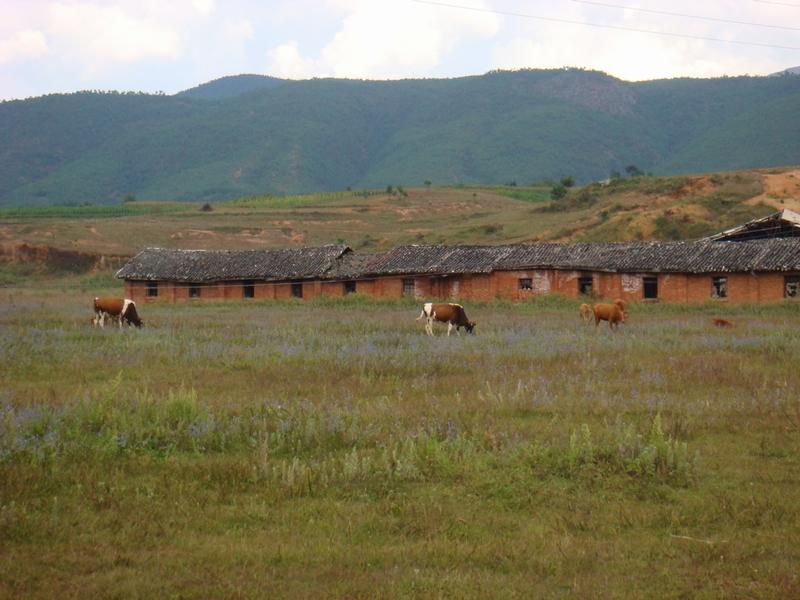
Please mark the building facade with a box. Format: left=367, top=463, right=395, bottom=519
left=117, top=239, right=800, bottom=305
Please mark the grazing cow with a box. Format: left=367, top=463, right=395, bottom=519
left=592, top=302, right=625, bottom=331
left=579, top=303, right=592, bottom=323
left=93, top=297, right=143, bottom=328
left=416, top=302, right=475, bottom=336
left=711, top=318, right=734, bottom=328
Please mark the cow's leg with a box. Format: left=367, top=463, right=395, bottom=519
left=447, top=322, right=453, bottom=337
left=119, top=314, right=124, bottom=329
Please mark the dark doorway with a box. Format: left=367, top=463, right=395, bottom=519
left=578, top=276, right=593, bottom=296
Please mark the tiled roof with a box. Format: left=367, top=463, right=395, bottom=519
left=116, top=238, right=800, bottom=282
left=115, top=245, right=351, bottom=282
left=363, top=239, right=800, bottom=275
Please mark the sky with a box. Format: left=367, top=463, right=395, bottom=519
left=1, top=0, right=799, bottom=100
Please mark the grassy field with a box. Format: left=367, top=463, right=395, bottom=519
left=1, top=282, right=799, bottom=598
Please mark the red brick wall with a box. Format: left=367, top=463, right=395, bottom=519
left=123, top=271, right=800, bottom=304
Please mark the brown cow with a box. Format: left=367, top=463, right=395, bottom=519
left=93, top=297, right=143, bottom=328
left=592, top=302, right=625, bottom=331
left=579, top=303, right=592, bottom=323
left=416, top=302, right=475, bottom=336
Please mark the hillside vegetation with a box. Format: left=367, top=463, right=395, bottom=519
left=1, top=168, right=798, bottom=269
left=2, top=69, right=800, bottom=206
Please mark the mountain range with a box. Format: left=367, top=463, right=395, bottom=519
left=2, top=68, right=800, bottom=207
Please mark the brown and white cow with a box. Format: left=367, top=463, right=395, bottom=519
left=93, top=297, right=143, bottom=328
left=416, top=302, right=475, bottom=336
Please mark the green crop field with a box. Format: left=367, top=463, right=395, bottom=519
left=1, top=282, right=799, bottom=598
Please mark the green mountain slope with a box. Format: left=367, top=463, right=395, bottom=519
left=177, top=74, right=286, bottom=100
left=2, top=69, right=800, bottom=207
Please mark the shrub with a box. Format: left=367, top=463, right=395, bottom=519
left=550, top=184, right=568, bottom=200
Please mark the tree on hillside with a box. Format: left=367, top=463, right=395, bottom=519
left=560, top=176, right=575, bottom=188
left=625, top=165, right=644, bottom=177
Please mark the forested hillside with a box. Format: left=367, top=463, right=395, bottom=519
left=2, top=69, right=800, bottom=206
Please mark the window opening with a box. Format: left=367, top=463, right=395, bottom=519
left=785, top=276, right=800, bottom=298
left=711, top=276, right=728, bottom=299
left=643, top=276, right=658, bottom=300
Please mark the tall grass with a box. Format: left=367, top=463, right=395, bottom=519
left=1, top=294, right=798, bottom=598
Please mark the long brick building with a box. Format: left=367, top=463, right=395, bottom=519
left=117, top=237, right=800, bottom=305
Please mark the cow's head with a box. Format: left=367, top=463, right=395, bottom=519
left=465, top=320, right=476, bottom=334
left=129, top=316, right=144, bottom=328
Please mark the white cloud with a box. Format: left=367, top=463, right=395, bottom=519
left=192, top=0, right=215, bottom=16
left=0, top=29, right=49, bottom=66
left=223, top=18, right=254, bottom=42
left=268, top=41, right=317, bottom=79
left=267, top=0, right=501, bottom=79
left=46, top=2, right=181, bottom=65
left=489, top=0, right=793, bottom=80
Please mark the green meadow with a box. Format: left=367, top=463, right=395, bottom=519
left=1, top=282, right=799, bottom=598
